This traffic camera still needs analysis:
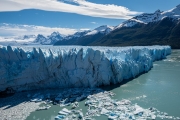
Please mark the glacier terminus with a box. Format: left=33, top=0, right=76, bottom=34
left=0, top=45, right=171, bottom=92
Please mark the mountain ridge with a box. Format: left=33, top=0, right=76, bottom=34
left=54, top=25, right=114, bottom=46
left=91, top=18, right=180, bottom=49
left=54, top=4, right=180, bottom=49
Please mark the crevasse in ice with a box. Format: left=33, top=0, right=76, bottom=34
left=0, top=45, right=171, bottom=91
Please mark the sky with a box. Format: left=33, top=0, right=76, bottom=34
left=0, top=0, right=179, bottom=37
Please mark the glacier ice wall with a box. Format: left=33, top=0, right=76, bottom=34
left=0, top=45, right=171, bottom=92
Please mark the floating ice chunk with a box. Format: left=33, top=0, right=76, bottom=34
left=58, top=111, right=69, bottom=116
left=72, top=102, right=79, bottom=109
left=116, top=99, right=131, bottom=105
left=129, top=115, right=135, bottom=120
left=108, top=112, right=119, bottom=120
left=133, top=105, right=144, bottom=115
left=142, top=95, right=147, bottom=98
left=151, top=115, right=156, bottom=120
left=36, top=105, right=51, bottom=111
left=78, top=111, right=84, bottom=119
left=61, top=108, right=71, bottom=114
left=54, top=115, right=65, bottom=120
left=59, top=98, right=68, bottom=105
left=116, top=106, right=127, bottom=111
left=176, top=117, right=180, bottom=119
left=45, top=99, right=53, bottom=104
left=108, top=115, right=118, bottom=120
left=104, top=102, right=112, bottom=106
left=101, top=108, right=109, bottom=114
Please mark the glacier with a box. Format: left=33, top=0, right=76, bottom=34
left=0, top=45, right=171, bottom=92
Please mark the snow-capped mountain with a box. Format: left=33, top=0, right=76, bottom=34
left=34, top=32, right=65, bottom=45
left=85, top=25, right=114, bottom=36
left=90, top=5, right=180, bottom=48
left=54, top=4, right=180, bottom=48
left=62, top=25, right=114, bottom=41
left=54, top=25, right=114, bottom=46
left=115, top=4, right=180, bottom=29
left=34, top=34, right=47, bottom=44
left=64, top=30, right=91, bottom=40
left=47, top=32, right=64, bottom=44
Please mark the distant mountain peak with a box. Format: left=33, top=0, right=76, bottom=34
left=154, top=9, right=162, bottom=14
left=50, top=31, right=64, bottom=37
left=85, top=25, right=114, bottom=36
left=33, top=32, right=65, bottom=45
left=36, top=34, right=45, bottom=38
left=34, top=34, right=47, bottom=44
left=95, top=25, right=113, bottom=31
left=51, top=31, right=60, bottom=35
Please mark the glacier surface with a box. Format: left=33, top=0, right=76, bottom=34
left=0, top=45, right=171, bottom=92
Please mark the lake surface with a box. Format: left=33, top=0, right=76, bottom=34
left=26, top=50, right=180, bottom=120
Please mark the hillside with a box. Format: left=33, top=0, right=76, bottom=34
left=90, top=18, right=180, bottom=49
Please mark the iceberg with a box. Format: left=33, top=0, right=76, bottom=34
left=0, top=45, right=171, bottom=92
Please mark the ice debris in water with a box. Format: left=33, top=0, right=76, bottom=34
left=71, top=102, right=79, bottom=109
left=55, top=109, right=84, bottom=120
left=1, top=88, right=179, bottom=120
left=36, top=105, right=51, bottom=111
left=51, top=88, right=179, bottom=120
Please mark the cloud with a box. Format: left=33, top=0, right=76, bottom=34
left=0, top=23, right=78, bottom=37
left=91, top=22, right=97, bottom=24
left=0, top=0, right=141, bottom=19
left=80, top=28, right=90, bottom=31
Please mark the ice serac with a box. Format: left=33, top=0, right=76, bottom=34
left=0, top=46, right=171, bottom=92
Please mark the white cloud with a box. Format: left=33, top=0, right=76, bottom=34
left=91, top=22, right=97, bottom=24
left=0, top=0, right=141, bottom=19
left=80, top=28, right=90, bottom=31
left=0, top=23, right=78, bottom=37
